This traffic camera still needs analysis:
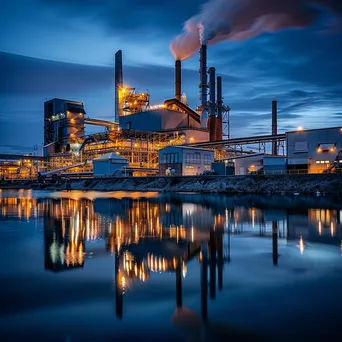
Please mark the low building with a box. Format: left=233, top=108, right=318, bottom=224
left=233, top=154, right=286, bottom=175
left=286, top=126, right=342, bottom=173
left=93, top=152, right=129, bottom=177
left=159, top=146, right=214, bottom=176
left=211, top=161, right=234, bottom=175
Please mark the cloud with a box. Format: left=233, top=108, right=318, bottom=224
left=170, top=0, right=342, bottom=60
left=1, top=1, right=342, bottom=152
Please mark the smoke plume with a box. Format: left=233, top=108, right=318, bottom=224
left=170, top=0, right=342, bottom=60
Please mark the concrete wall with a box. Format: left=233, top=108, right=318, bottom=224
left=287, top=127, right=342, bottom=173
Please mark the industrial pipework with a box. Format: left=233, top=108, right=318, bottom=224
left=175, top=60, right=181, bottom=101
left=208, top=67, right=216, bottom=141
left=115, top=50, right=123, bottom=122
left=216, top=76, right=223, bottom=141
left=272, top=100, right=277, bottom=155
left=200, top=45, right=208, bottom=128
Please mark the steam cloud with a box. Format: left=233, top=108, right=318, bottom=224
left=170, top=0, right=342, bottom=60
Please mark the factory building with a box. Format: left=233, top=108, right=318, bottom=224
left=39, top=45, right=231, bottom=176
left=44, top=98, right=85, bottom=155
left=287, top=126, right=342, bottom=173
left=159, top=146, right=214, bottom=176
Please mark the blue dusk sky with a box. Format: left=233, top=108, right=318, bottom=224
left=1, top=0, right=342, bottom=154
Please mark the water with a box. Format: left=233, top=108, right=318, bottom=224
left=1, top=189, right=342, bottom=342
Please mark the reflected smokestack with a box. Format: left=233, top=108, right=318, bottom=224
left=201, top=242, right=208, bottom=319
left=200, top=45, right=208, bottom=128
left=208, top=67, right=216, bottom=142
left=272, top=221, right=278, bottom=266
left=175, top=60, right=181, bottom=101
left=209, top=229, right=217, bottom=299
left=217, top=230, right=223, bottom=290
left=216, top=76, right=223, bottom=141
left=176, top=260, right=182, bottom=308
left=272, top=100, right=278, bottom=155
left=115, top=253, right=123, bottom=319
left=115, top=50, right=123, bottom=123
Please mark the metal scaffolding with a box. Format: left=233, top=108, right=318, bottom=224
left=46, top=129, right=186, bottom=174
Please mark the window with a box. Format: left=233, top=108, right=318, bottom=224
left=316, top=160, right=330, bottom=164
left=194, top=152, right=201, bottom=164
left=317, top=143, right=336, bottom=152
left=294, top=141, right=308, bottom=153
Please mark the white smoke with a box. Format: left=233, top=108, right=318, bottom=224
left=170, top=0, right=342, bottom=60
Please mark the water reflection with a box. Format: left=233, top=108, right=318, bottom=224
left=1, top=191, right=342, bottom=322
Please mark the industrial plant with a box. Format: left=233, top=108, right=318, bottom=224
left=1, top=44, right=342, bottom=180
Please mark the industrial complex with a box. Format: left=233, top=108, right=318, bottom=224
left=1, top=45, right=342, bottom=180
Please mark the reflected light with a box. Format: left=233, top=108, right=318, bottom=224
left=330, top=222, right=335, bottom=237
left=297, top=236, right=305, bottom=255
left=182, top=261, right=187, bottom=278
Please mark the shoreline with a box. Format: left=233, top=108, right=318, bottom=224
left=1, top=174, right=342, bottom=195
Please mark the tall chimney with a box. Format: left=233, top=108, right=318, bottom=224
left=216, top=76, right=223, bottom=141
left=208, top=67, right=216, bottom=141
left=272, top=100, right=277, bottom=155
left=115, top=50, right=123, bottom=123
left=200, top=45, right=208, bottom=128
left=175, top=60, right=181, bottom=101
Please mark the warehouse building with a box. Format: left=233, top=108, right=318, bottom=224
left=93, top=152, right=129, bottom=177
left=287, top=126, right=342, bottom=173
left=233, top=154, right=287, bottom=175
left=159, top=146, right=214, bottom=176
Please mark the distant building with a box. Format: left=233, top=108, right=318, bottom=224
left=44, top=98, right=85, bottom=156
left=93, top=152, right=129, bottom=177
left=233, top=154, right=286, bottom=175
left=159, top=146, right=214, bottom=176
left=286, top=126, right=342, bottom=173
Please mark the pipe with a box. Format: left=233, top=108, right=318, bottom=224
left=114, top=50, right=123, bottom=123
left=175, top=60, right=181, bottom=101
left=208, top=67, right=216, bottom=141
left=200, top=45, right=208, bottom=128
left=272, top=100, right=277, bottom=155
left=216, top=76, right=223, bottom=141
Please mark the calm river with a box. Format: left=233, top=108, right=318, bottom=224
left=1, top=190, right=342, bottom=342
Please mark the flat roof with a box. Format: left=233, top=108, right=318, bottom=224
left=159, top=145, right=213, bottom=152
left=286, top=126, right=342, bottom=134
left=158, top=127, right=209, bottom=133
left=225, top=153, right=286, bottom=160
left=45, top=98, right=83, bottom=105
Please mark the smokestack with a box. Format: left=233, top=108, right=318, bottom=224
left=115, top=50, right=123, bottom=123
left=175, top=60, right=181, bottom=101
left=200, top=45, right=208, bottom=128
left=216, top=76, right=223, bottom=141
left=272, top=100, right=277, bottom=155
left=208, top=67, right=216, bottom=141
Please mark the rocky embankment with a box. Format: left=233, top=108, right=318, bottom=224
left=16, top=173, right=341, bottom=194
